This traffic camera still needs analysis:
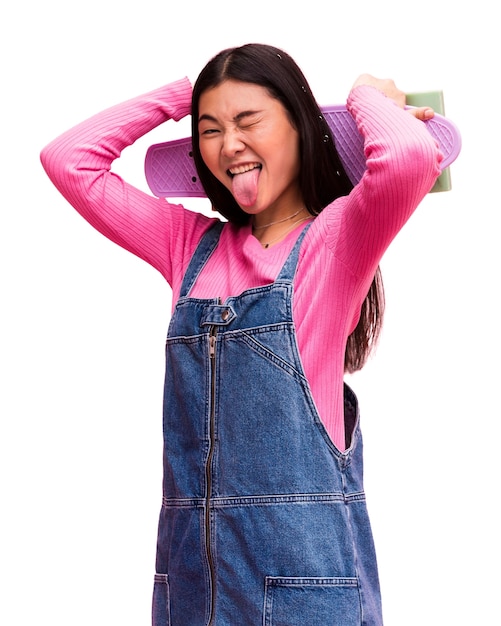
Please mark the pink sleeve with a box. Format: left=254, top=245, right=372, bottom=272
left=40, top=78, right=213, bottom=285
left=323, top=84, right=443, bottom=280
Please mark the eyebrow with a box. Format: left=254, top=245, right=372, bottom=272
left=198, top=110, right=263, bottom=124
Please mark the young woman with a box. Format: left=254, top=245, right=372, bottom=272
left=41, top=43, right=442, bottom=625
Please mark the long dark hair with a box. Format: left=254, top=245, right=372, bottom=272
left=191, top=43, right=384, bottom=372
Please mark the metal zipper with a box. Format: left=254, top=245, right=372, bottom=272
left=205, top=321, right=218, bottom=625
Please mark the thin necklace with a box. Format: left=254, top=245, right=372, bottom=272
left=260, top=216, right=312, bottom=249
left=252, top=207, right=305, bottom=231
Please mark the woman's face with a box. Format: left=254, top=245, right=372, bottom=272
left=198, top=80, right=303, bottom=222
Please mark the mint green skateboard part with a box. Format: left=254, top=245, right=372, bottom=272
left=406, top=91, right=451, bottom=193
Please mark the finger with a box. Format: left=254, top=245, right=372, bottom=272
left=407, top=106, right=435, bottom=121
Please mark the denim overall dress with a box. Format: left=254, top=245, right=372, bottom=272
left=152, top=222, right=383, bottom=625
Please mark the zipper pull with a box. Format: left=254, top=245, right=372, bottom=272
left=209, top=333, right=216, bottom=358
left=209, top=300, right=221, bottom=359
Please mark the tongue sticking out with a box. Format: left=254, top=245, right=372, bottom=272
left=231, top=167, right=260, bottom=207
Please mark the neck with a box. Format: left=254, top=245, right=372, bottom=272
left=252, top=207, right=306, bottom=231
left=252, top=210, right=312, bottom=249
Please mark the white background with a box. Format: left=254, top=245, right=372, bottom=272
left=2, top=1, right=499, bottom=624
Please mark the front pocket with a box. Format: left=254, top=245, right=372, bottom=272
left=264, top=576, right=361, bottom=626
left=152, top=573, right=171, bottom=626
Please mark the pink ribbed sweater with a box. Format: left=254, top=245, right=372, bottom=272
left=40, top=78, right=442, bottom=450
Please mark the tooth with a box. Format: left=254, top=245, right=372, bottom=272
left=230, top=163, right=259, bottom=175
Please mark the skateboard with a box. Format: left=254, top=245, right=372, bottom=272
left=145, top=95, right=461, bottom=198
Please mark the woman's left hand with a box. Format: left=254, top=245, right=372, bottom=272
left=352, top=74, right=434, bottom=121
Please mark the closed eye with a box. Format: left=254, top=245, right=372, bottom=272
left=239, top=121, right=259, bottom=131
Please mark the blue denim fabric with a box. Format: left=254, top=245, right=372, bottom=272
left=153, top=223, right=383, bottom=625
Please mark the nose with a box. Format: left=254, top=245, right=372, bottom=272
left=221, top=129, right=245, bottom=158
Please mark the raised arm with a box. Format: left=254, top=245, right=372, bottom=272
left=329, top=77, right=443, bottom=278
left=40, top=78, right=211, bottom=281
